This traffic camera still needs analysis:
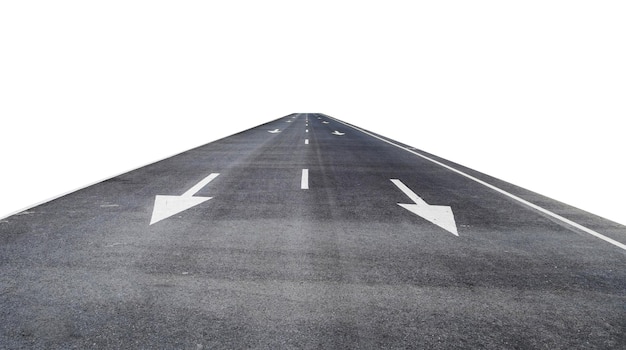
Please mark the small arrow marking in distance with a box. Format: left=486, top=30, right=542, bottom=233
left=268, top=129, right=281, bottom=133
left=391, top=179, right=458, bottom=236
left=332, top=131, right=345, bottom=136
left=322, top=121, right=329, bottom=124
left=150, top=173, right=220, bottom=225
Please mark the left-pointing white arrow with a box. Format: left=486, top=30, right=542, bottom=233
left=391, top=179, right=458, bottom=236
left=332, top=131, right=345, bottom=136
left=150, top=173, right=220, bottom=225
left=268, top=129, right=281, bottom=133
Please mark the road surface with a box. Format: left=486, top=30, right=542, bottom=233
left=1, top=113, right=625, bottom=349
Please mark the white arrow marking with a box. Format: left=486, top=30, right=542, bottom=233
left=326, top=115, right=626, bottom=251
left=150, top=173, right=220, bottom=225
left=332, top=131, right=345, bottom=136
left=268, top=129, right=281, bottom=133
left=286, top=120, right=292, bottom=123
left=322, top=121, right=329, bottom=124
left=391, top=179, right=458, bottom=236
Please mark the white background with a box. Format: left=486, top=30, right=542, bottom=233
left=1, top=1, right=625, bottom=225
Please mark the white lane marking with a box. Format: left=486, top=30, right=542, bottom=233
left=100, top=204, right=119, bottom=208
left=305, top=139, right=309, bottom=145
left=182, top=173, right=220, bottom=197
left=306, top=129, right=309, bottom=133
left=327, top=116, right=626, bottom=251
left=391, top=179, right=428, bottom=206
left=322, top=121, right=329, bottom=124
left=150, top=173, right=220, bottom=225
left=332, top=131, right=345, bottom=136
left=301, top=169, right=309, bottom=189
left=391, top=179, right=458, bottom=236
left=268, top=129, right=281, bottom=133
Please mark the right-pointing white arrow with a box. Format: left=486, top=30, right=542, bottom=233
left=391, top=179, right=458, bottom=236
left=332, top=131, right=345, bottom=136
left=268, top=129, right=281, bottom=133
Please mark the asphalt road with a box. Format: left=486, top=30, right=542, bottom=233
left=1, top=113, right=625, bottom=349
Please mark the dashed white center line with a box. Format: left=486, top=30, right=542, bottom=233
left=301, top=169, right=309, bottom=189
left=305, top=139, right=309, bottom=145
left=306, top=129, right=309, bottom=133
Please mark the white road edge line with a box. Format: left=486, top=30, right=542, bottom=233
left=327, top=116, right=626, bottom=251
left=301, top=169, right=309, bottom=189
